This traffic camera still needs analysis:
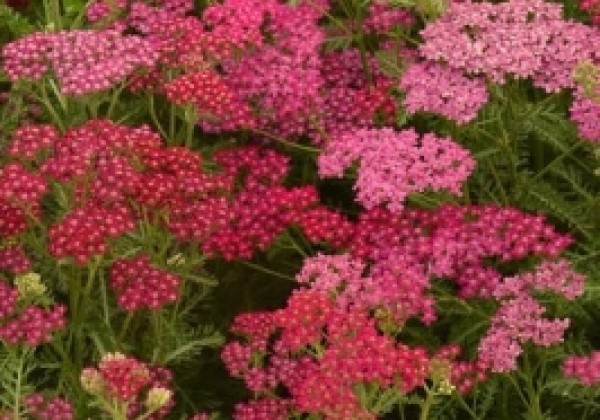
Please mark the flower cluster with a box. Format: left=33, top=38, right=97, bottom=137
left=350, top=204, right=573, bottom=298
left=364, top=1, right=415, bottom=33
left=163, top=70, right=256, bottom=131
left=222, top=290, right=433, bottom=418
left=312, top=50, right=390, bottom=143
left=2, top=28, right=158, bottom=94
left=81, top=353, right=174, bottom=417
left=318, top=128, right=475, bottom=212
left=22, top=393, right=74, bottom=420
left=0, top=163, right=48, bottom=238
left=297, top=253, right=436, bottom=326
left=400, top=61, right=489, bottom=124
left=420, top=0, right=600, bottom=92
left=109, top=254, right=180, bottom=311
left=8, top=124, right=59, bottom=161
left=217, top=0, right=326, bottom=136
left=478, top=260, right=584, bottom=372
left=5, top=119, right=352, bottom=266
left=48, top=203, right=136, bottom=265
left=570, top=86, right=600, bottom=142
left=563, top=351, right=600, bottom=385
left=0, top=279, right=66, bottom=347
left=478, top=295, right=570, bottom=372
left=223, top=283, right=488, bottom=418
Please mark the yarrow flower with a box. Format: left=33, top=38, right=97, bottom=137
left=570, top=86, right=600, bottom=142
left=0, top=280, right=66, bottom=347
left=419, top=0, right=600, bottom=92
left=400, top=61, right=489, bottom=124
left=163, top=70, right=256, bottom=131
left=2, top=28, right=158, bottom=94
left=21, top=393, right=74, bottom=420
left=109, top=254, right=181, bottom=311
left=81, top=353, right=175, bottom=418
left=478, top=295, right=570, bottom=372
left=318, top=128, right=475, bottom=212
left=563, top=351, right=600, bottom=386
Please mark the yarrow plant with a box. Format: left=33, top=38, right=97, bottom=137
left=0, top=0, right=599, bottom=418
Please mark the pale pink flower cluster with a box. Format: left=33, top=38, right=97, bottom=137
left=492, top=259, right=585, bottom=300
left=400, top=61, right=489, bottom=124
left=318, top=128, right=475, bottom=212
left=478, top=295, right=570, bottom=372
left=478, top=260, right=583, bottom=373
left=570, top=87, right=600, bottom=142
left=2, top=29, right=158, bottom=95
left=420, top=0, right=600, bottom=92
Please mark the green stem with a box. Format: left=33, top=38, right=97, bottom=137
left=251, top=129, right=320, bottom=154
left=238, top=260, right=295, bottom=282
left=419, top=388, right=436, bottom=420
left=12, top=348, right=28, bottom=420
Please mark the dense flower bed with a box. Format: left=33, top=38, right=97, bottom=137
left=0, top=0, right=600, bottom=418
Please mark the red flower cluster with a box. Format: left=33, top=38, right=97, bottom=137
left=81, top=353, right=175, bottom=418
left=163, top=71, right=256, bottom=132
left=223, top=289, right=480, bottom=419
left=110, top=255, right=180, bottom=311
left=5, top=120, right=350, bottom=265
left=0, top=281, right=66, bottom=347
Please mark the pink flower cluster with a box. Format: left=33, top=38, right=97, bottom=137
left=478, top=260, right=584, bottom=372
left=233, top=399, right=291, bottom=420
left=297, top=253, right=436, bottom=326
left=318, top=128, right=475, bottom=212
left=0, top=244, right=32, bottom=274
left=400, top=61, right=489, bottom=124
left=563, top=351, right=600, bottom=385
left=2, top=28, right=158, bottom=94
left=492, top=259, right=585, bottom=301
left=163, top=70, right=256, bottom=131
left=420, top=0, right=600, bottom=92
left=0, top=281, right=66, bottom=347
left=570, top=86, right=600, bottom=142
left=478, top=295, right=570, bottom=372
left=0, top=163, right=48, bottom=238
left=22, top=394, right=74, bottom=420
left=110, top=254, right=180, bottom=311
left=313, top=50, right=392, bottom=143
